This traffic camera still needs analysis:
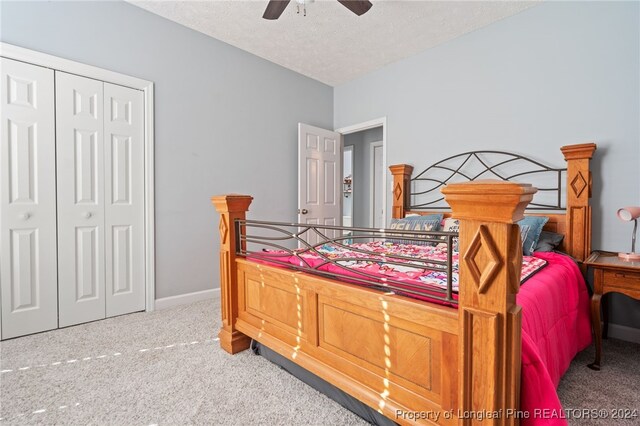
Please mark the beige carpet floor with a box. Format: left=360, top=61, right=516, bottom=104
left=1, top=296, right=638, bottom=425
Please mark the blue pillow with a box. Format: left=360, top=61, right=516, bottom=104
left=519, top=224, right=531, bottom=252
left=518, top=216, right=549, bottom=255
left=388, top=214, right=443, bottom=246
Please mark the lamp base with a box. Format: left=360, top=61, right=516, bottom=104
left=618, top=252, right=640, bottom=262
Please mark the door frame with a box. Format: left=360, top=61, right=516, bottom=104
left=335, top=117, right=387, bottom=228
left=0, top=43, right=157, bottom=315
left=369, top=141, right=384, bottom=228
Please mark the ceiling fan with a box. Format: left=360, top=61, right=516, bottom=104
left=263, top=0, right=373, bottom=20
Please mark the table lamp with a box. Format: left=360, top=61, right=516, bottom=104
left=617, top=206, right=640, bottom=261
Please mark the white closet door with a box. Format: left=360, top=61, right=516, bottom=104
left=0, top=58, right=58, bottom=339
left=56, top=71, right=106, bottom=327
left=104, top=83, right=145, bottom=316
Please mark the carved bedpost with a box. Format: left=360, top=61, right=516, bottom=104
left=211, top=195, right=253, bottom=354
left=443, top=181, right=537, bottom=425
left=389, top=164, right=413, bottom=219
left=561, top=143, right=596, bottom=263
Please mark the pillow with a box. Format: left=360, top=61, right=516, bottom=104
left=517, top=216, right=549, bottom=255
left=519, top=225, right=531, bottom=251
left=535, top=231, right=564, bottom=252
left=436, top=218, right=460, bottom=251
left=441, top=217, right=459, bottom=231
left=388, top=214, right=443, bottom=246
left=435, top=219, right=530, bottom=253
left=402, top=213, right=443, bottom=222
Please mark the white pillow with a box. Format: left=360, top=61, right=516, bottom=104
left=437, top=218, right=460, bottom=251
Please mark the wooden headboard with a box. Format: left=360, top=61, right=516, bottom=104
left=390, top=143, right=597, bottom=263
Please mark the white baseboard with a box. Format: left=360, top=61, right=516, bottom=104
left=605, top=323, right=640, bottom=344
left=155, top=288, right=220, bottom=310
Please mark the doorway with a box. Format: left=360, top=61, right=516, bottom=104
left=336, top=118, right=386, bottom=229
left=296, top=118, right=386, bottom=235
left=343, top=146, right=354, bottom=227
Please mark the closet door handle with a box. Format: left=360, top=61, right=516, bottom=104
left=83, top=212, right=93, bottom=219
left=20, top=212, right=31, bottom=220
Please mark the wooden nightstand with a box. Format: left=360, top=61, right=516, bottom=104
left=584, top=250, right=640, bottom=370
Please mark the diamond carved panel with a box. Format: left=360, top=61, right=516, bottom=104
left=394, top=182, right=402, bottom=201
left=219, top=215, right=228, bottom=245
left=570, top=171, right=587, bottom=198
left=463, top=225, right=503, bottom=294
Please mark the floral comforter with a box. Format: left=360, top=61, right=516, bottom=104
left=254, top=241, right=547, bottom=306
left=308, top=241, right=546, bottom=290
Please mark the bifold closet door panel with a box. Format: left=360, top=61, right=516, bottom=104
left=56, top=71, right=106, bottom=327
left=104, top=83, right=145, bottom=316
left=0, top=58, right=58, bottom=339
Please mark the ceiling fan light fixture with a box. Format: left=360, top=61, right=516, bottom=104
left=295, top=0, right=313, bottom=16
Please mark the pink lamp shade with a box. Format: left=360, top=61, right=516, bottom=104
left=617, top=206, right=640, bottom=221
left=617, top=206, right=640, bottom=261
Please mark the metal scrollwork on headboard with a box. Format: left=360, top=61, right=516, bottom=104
left=410, top=151, right=566, bottom=210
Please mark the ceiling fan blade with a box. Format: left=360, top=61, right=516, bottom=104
left=263, top=0, right=291, bottom=20
left=337, top=0, right=373, bottom=16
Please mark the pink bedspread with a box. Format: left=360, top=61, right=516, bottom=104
left=518, top=251, right=592, bottom=425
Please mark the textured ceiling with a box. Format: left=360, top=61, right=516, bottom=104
left=129, top=0, right=537, bottom=86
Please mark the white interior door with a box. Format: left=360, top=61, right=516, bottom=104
left=0, top=58, right=58, bottom=339
left=298, top=123, right=342, bottom=246
left=56, top=71, right=106, bottom=327
left=371, top=142, right=384, bottom=228
left=104, top=82, right=145, bottom=317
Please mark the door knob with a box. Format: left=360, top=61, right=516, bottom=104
left=20, top=212, right=31, bottom=220
left=83, top=212, right=93, bottom=219
left=300, top=209, right=309, bottom=215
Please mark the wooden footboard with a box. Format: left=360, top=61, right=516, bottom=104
left=213, top=181, right=535, bottom=425
left=237, top=258, right=459, bottom=422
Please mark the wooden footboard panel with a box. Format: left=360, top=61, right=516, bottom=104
left=235, top=259, right=459, bottom=425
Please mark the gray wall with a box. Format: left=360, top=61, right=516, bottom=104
left=0, top=0, right=333, bottom=299
left=344, top=127, right=383, bottom=228
left=335, top=2, right=640, bottom=329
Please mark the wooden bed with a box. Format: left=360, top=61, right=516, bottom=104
left=211, top=143, right=596, bottom=425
